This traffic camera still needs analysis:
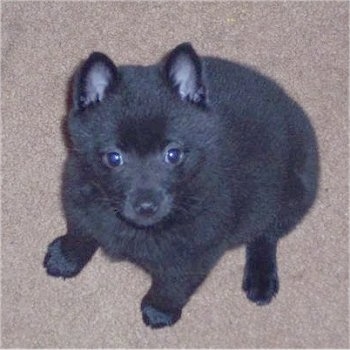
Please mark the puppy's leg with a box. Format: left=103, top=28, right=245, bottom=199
left=141, top=273, right=204, bottom=329
left=44, top=234, right=99, bottom=278
left=243, top=235, right=279, bottom=305
left=141, top=248, right=222, bottom=329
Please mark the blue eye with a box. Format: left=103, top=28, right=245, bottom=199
left=165, top=147, right=183, bottom=164
left=103, top=151, right=123, bottom=168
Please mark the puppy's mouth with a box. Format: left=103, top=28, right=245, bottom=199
left=113, top=194, right=173, bottom=229
left=114, top=209, right=166, bottom=229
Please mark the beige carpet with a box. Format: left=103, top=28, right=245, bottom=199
left=2, top=1, right=348, bottom=348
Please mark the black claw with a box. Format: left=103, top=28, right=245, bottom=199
left=141, top=304, right=181, bottom=329
left=243, top=270, right=279, bottom=305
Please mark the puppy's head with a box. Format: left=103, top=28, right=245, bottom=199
left=68, top=44, right=221, bottom=228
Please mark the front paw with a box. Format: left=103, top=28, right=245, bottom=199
left=43, top=236, right=82, bottom=278
left=243, top=266, right=279, bottom=305
left=141, top=301, right=182, bottom=329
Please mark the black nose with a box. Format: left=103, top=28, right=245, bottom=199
left=134, top=200, right=159, bottom=216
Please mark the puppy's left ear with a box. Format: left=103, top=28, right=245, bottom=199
left=73, top=52, right=119, bottom=110
left=164, top=42, right=207, bottom=106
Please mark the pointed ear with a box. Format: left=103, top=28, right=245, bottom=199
left=73, top=52, right=119, bottom=110
left=164, top=42, right=207, bottom=106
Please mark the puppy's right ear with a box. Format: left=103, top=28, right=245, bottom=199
left=164, top=42, right=207, bottom=107
left=73, top=52, right=119, bottom=110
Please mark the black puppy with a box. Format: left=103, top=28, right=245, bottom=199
left=44, top=43, right=318, bottom=328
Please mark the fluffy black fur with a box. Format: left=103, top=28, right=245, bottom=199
left=44, top=43, right=318, bottom=328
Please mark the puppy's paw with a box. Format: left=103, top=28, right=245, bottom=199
left=141, top=302, right=181, bottom=329
left=43, top=237, right=82, bottom=278
left=243, top=267, right=279, bottom=305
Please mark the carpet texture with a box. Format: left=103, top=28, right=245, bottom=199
left=1, top=1, right=349, bottom=348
